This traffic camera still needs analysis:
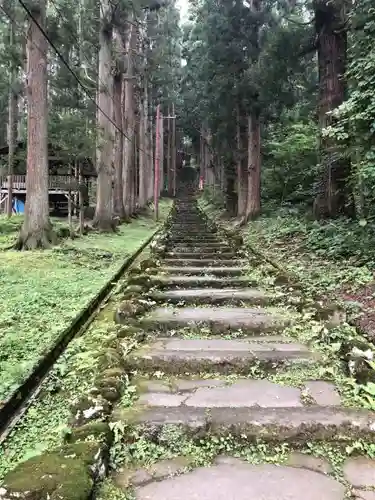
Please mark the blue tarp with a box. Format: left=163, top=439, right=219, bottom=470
left=13, top=197, right=25, bottom=214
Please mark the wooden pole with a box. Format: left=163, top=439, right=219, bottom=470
left=160, top=111, right=164, bottom=195
left=167, top=105, right=171, bottom=195
left=172, top=103, right=176, bottom=197
left=154, top=104, right=160, bottom=221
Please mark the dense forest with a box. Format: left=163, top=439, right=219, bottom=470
left=180, top=0, right=374, bottom=227
left=0, top=0, right=181, bottom=248
left=0, top=0, right=374, bottom=254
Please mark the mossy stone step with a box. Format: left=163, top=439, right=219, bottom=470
left=130, top=378, right=340, bottom=408
left=151, top=287, right=280, bottom=306
left=163, top=259, right=244, bottom=268
left=153, top=275, right=254, bottom=289
left=170, top=246, right=233, bottom=253
left=114, top=404, right=375, bottom=445
left=160, top=266, right=245, bottom=276
left=169, top=241, right=230, bottom=248
left=165, top=252, right=237, bottom=260
left=122, top=338, right=317, bottom=374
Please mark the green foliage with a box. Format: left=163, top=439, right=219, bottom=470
left=319, top=0, right=375, bottom=217
left=263, top=119, right=318, bottom=204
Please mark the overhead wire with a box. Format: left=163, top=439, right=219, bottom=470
left=14, top=0, right=152, bottom=156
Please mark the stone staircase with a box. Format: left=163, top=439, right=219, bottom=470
left=114, top=194, right=375, bottom=499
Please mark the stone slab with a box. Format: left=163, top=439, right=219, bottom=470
left=286, top=451, right=333, bottom=475
left=160, top=266, right=245, bottom=276
left=166, top=252, right=236, bottom=260
left=137, top=380, right=304, bottom=409
left=135, top=462, right=345, bottom=500
left=124, top=337, right=315, bottom=374
left=343, top=457, right=375, bottom=489
left=141, top=306, right=292, bottom=333
left=163, top=259, right=246, bottom=268
left=114, top=405, right=375, bottom=443
left=154, top=276, right=254, bottom=289
left=152, top=288, right=279, bottom=305
left=170, top=247, right=233, bottom=254
left=304, top=381, right=341, bottom=406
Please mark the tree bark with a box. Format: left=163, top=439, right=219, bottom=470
left=16, top=0, right=55, bottom=249
left=236, top=106, right=247, bottom=217
left=113, top=72, right=125, bottom=217
left=313, top=0, right=352, bottom=218
left=94, top=0, right=115, bottom=231
left=243, top=112, right=261, bottom=222
left=123, top=21, right=136, bottom=219
left=7, top=7, right=19, bottom=218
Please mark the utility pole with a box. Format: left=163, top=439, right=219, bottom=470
left=154, top=104, right=161, bottom=221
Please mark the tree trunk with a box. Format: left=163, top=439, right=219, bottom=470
left=148, top=109, right=154, bottom=202
left=123, top=20, right=136, bottom=219
left=7, top=9, right=19, bottom=218
left=94, top=0, right=115, bottom=231
left=313, top=0, right=352, bottom=218
left=113, top=73, right=124, bottom=217
left=16, top=0, right=55, bottom=249
left=236, top=106, right=247, bottom=217
left=166, top=105, right=172, bottom=195
left=243, top=112, right=261, bottom=222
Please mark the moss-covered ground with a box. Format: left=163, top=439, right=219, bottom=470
left=0, top=201, right=171, bottom=402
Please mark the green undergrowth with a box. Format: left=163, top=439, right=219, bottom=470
left=244, top=209, right=374, bottom=296
left=0, top=294, right=139, bottom=480
left=0, top=200, right=171, bottom=402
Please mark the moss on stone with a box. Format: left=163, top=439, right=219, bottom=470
left=99, top=386, right=121, bottom=402
left=140, top=258, right=157, bottom=271
left=101, top=368, right=124, bottom=379
left=59, top=441, right=103, bottom=466
left=2, top=453, right=92, bottom=500
left=128, top=274, right=153, bottom=289
left=97, top=348, right=123, bottom=370
left=68, top=421, right=112, bottom=444
left=96, top=377, right=123, bottom=391
left=116, top=325, right=143, bottom=339
left=115, top=300, right=148, bottom=324
left=122, top=285, right=144, bottom=299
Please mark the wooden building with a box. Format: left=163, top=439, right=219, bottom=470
left=0, top=142, right=96, bottom=215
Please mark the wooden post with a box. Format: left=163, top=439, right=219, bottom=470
left=154, top=104, right=160, bottom=221
left=68, top=189, right=73, bottom=238
left=172, top=103, right=176, bottom=197
left=167, top=105, right=171, bottom=195
left=160, top=111, right=164, bottom=195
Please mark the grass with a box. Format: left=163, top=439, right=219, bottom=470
left=0, top=200, right=171, bottom=402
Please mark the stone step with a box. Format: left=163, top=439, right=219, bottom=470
left=168, top=237, right=221, bottom=243
left=170, top=246, right=233, bottom=253
left=151, top=287, right=280, bottom=305
left=139, top=306, right=292, bottom=333
left=117, top=452, right=375, bottom=500
left=165, top=252, right=236, bottom=260
left=114, top=393, right=375, bottom=444
left=122, top=338, right=317, bottom=374
left=163, top=259, right=246, bottom=268
left=153, top=275, right=254, bottom=289
left=168, top=241, right=229, bottom=248
left=160, top=266, right=245, bottom=277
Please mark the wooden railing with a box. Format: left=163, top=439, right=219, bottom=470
left=0, top=175, right=95, bottom=192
